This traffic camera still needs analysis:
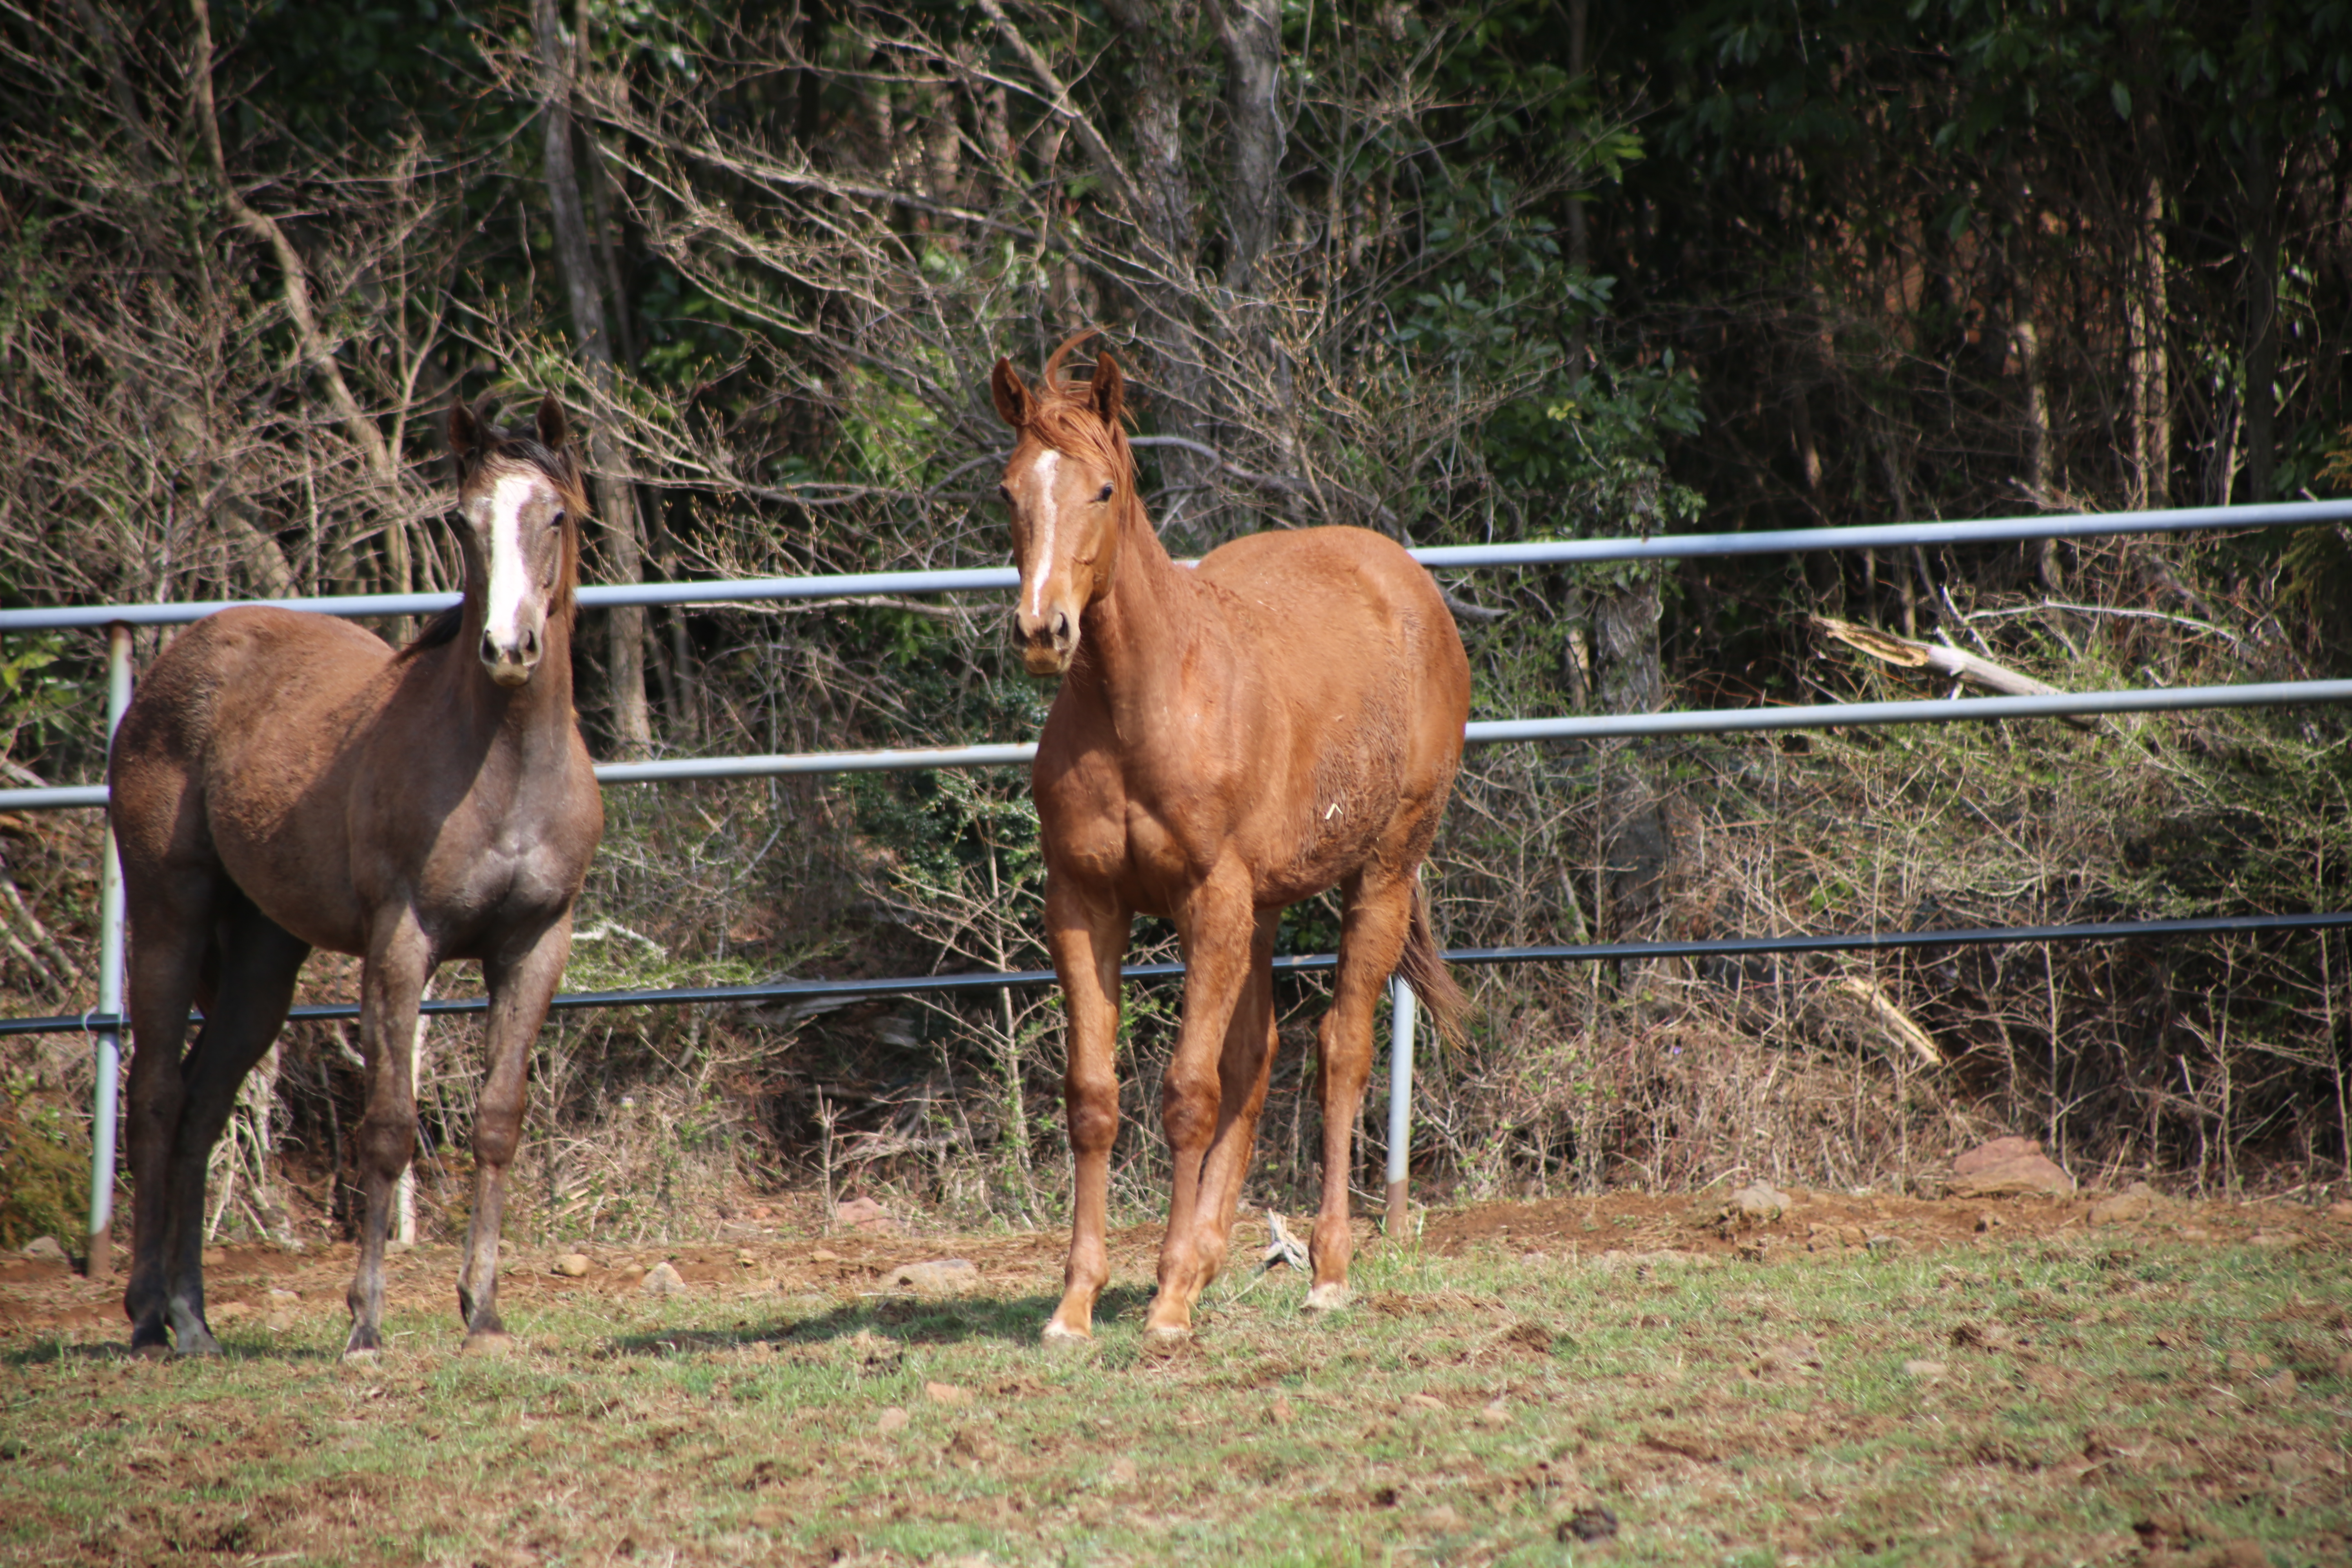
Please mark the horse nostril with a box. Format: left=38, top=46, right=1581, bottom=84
left=480, top=633, right=500, bottom=664
left=1052, top=611, right=1071, bottom=646
left=522, top=627, right=540, bottom=659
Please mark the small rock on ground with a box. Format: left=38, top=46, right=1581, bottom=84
left=923, top=1381, right=971, bottom=1406
left=884, top=1258, right=979, bottom=1293
left=1726, top=1183, right=1791, bottom=1223
left=833, top=1196, right=896, bottom=1234
left=1949, top=1135, right=2075, bottom=1197
left=552, top=1253, right=591, bottom=1277
left=20, top=1237, right=66, bottom=1263
left=640, top=1261, right=686, bottom=1296
left=2090, top=1180, right=2160, bottom=1225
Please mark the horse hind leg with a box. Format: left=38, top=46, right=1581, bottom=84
left=1146, top=873, right=1259, bottom=1341
left=1180, top=910, right=1282, bottom=1291
left=158, top=891, right=309, bottom=1355
left=1305, top=875, right=1418, bottom=1314
left=120, top=870, right=217, bottom=1356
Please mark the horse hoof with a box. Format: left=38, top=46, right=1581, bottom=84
left=176, top=1330, right=224, bottom=1358
left=1301, top=1283, right=1353, bottom=1314
left=341, top=1343, right=382, bottom=1365
left=461, top=1330, right=515, bottom=1358
left=131, top=1342, right=171, bottom=1362
left=1141, top=1322, right=1193, bottom=1350
left=1040, top=1321, right=1091, bottom=1350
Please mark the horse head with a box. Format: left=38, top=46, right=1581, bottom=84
left=448, top=393, right=584, bottom=688
left=991, top=334, right=1133, bottom=678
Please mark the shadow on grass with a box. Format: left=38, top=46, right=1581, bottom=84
left=5, top=1334, right=348, bottom=1368
left=600, top=1285, right=1158, bottom=1358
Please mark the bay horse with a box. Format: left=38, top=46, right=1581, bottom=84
left=991, top=334, right=1471, bottom=1342
left=109, top=393, right=604, bottom=1358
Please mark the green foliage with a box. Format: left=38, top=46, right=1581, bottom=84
left=0, top=634, right=87, bottom=767
left=0, top=1071, right=86, bottom=1250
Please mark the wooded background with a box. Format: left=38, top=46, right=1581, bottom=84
left=4, top=0, right=2350, bottom=1247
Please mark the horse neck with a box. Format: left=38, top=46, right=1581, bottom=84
left=1073, top=499, right=1200, bottom=724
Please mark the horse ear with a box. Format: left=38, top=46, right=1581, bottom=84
left=991, top=358, right=1032, bottom=428
left=450, top=396, right=479, bottom=458
left=1090, top=348, right=1125, bottom=430
left=536, top=393, right=569, bottom=450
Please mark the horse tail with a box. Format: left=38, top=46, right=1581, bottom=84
left=1395, top=882, right=1469, bottom=1049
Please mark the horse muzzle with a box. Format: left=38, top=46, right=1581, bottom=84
left=1016, top=606, right=1077, bottom=677
left=480, top=626, right=542, bottom=688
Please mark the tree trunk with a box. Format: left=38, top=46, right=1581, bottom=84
left=2241, top=151, right=2278, bottom=503
left=1565, top=0, right=1590, bottom=371
left=1100, top=0, right=1214, bottom=537
left=1592, top=576, right=1670, bottom=949
left=796, top=0, right=828, bottom=149
left=1213, top=0, right=1283, bottom=292
left=534, top=0, right=651, bottom=756
left=2124, top=74, right=2171, bottom=512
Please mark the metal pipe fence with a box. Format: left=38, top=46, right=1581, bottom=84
left=9, top=683, right=2352, bottom=812
left=9, top=910, right=2345, bottom=1041
left=3, top=497, right=2347, bottom=633
left=6, top=496, right=2350, bottom=1262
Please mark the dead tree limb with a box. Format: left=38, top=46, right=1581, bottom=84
left=187, top=0, right=410, bottom=592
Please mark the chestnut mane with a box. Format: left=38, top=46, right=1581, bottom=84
left=1021, top=332, right=1139, bottom=505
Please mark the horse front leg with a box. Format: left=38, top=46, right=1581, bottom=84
left=345, top=915, right=432, bottom=1360
left=1043, top=877, right=1127, bottom=1344
left=1147, top=870, right=1257, bottom=1341
left=456, top=915, right=570, bottom=1353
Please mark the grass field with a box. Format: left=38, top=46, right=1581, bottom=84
left=3, top=1193, right=2348, bottom=1567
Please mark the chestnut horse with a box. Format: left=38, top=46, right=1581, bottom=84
left=110, top=394, right=604, bottom=1357
left=991, top=335, right=1471, bottom=1342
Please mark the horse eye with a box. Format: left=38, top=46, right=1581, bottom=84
left=1095, top=483, right=1114, bottom=503
left=548, top=510, right=564, bottom=528
left=997, top=484, right=1013, bottom=503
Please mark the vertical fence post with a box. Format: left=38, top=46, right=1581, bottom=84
left=87, top=621, right=133, bottom=1278
left=1385, top=975, right=1415, bottom=1240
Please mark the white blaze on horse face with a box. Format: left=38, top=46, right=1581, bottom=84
left=1021, top=448, right=1062, bottom=622
left=481, top=471, right=546, bottom=681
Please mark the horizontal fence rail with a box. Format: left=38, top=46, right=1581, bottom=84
left=6, top=912, right=2346, bottom=1039
left=8, top=681, right=2350, bottom=812
left=2, top=498, right=2347, bottom=633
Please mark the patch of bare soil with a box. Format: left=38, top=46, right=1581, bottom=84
left=4, top=1190, right=2345, bottom=1345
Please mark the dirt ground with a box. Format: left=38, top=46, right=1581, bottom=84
left=8, top=1186, right=2343, bottom=1345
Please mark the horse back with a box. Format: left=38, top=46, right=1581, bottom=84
left=1195, top=525, right=1468, bottom=761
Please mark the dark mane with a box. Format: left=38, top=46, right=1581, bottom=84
left=401, top=398, right=588, bottom=659
left=406, top=599, right=465, bottom=653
